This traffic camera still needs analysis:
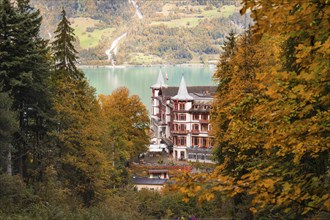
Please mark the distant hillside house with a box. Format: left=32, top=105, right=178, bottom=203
left=151, top=70, right=217, bottom=163
left=132, top=177, right=168, bottom=191
left=148, top=169, right=169, bottom=179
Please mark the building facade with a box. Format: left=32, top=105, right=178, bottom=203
left=132, top=177, right=168, bottom=191
left=151, top=71, right=217, bottom=163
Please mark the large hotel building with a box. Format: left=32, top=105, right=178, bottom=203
left=151, top=70, right=217, bottom=163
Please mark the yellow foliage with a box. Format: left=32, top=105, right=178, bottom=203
left=175, top=1, right=329, bottom=217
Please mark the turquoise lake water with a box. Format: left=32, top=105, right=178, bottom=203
left=82, top=65, right=217, bottom=113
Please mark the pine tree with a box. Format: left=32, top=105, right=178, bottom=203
left=213, top=30, right=237, bottom=88
left=0, top=86, right=18, bottom=174
left=51, top=8, right=111, bottom=206
left=222, top=30, right=237, bottom=60
left=0, top=0, right=17, bottom=92
left=0, top=0, right=53, bottom=180
left=52, top=8, right=82, bottom=79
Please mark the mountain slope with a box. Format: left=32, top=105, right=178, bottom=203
left=31, top=0, right=252, bottom=65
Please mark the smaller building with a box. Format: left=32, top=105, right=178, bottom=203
left=132, top=177, right=168, bottom=191
left=148, top=169, right=169, bottom=179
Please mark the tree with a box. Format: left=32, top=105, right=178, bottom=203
left=51, top=8, right=112, bottom=206
left=52, top=8, right=82, bottom=79
left=0, top=0, right=53, bottom=180
left=0, top=87, right=17, bottom=174
left=236, top=0, right=330, bottom=217
left=98, top=88, right=149, bottom=187
left=175, top=1, right=329, bottom=218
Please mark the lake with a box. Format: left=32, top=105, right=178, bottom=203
left=82, top=65, right=217, bottom=113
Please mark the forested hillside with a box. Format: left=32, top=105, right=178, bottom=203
left=30, top=0, right=251, bottom=65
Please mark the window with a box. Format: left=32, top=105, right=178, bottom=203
left=192, top=137, right=199, bottom=146
left=201, top=124, right=208, bottom=131
left=179, top=103, right=185, bottom=110
left=179, top=124, right=186, bottom=131
left=174, top=124, right=178, bottom=130
left=179, top=114, right=186, bottom=121
left=193, top=124, right=199, bottom=130
left=188, top=153, right=196, bottom=159
left=202, top=138, right=207, bottom=147
left=201, top=114, right=208, bottom=120
left=177, top=137, right=186, bottom=146
left=198, top=154, right=205, bottom=160
left=193, top=114, right=199, bottom=120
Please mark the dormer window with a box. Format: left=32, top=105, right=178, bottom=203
left=179, top=103, right=185, bottom=110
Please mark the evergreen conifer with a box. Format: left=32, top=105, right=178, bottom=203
left=0, top=0, right=53, bottom=179
left=52, top=8, right=83, bottom=79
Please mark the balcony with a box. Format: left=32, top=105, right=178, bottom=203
left=191, top=130, right=200, bottom=134
left=171, top=130, right=188, bottom=134
left=187, top=146, right=212, bottom=153
left=200, top=129, right=208, bottom=134
left=199, top=119, right=208, bottom=123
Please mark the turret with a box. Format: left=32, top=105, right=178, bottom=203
left=172, top=76, right=193, bottom=101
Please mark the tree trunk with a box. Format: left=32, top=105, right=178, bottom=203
left=6, top=145, right=12, bottom=175
left=19, top=149, right=24, bottom=179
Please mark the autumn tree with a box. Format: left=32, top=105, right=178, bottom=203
left=235, top=0, right=330, bottom=217
left=176, top=0, right=329, bottom=218
left=98, top=87, right=149, bottom=187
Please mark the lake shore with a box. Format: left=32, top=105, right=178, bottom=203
left=79, top=63, right=217, bottom=69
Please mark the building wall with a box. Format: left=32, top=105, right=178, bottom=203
left=134, top=184, right=164, bottom=191
left=151, top=87, right=214, bottom=162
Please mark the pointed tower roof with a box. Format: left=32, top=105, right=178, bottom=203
left=172, top=76, right=193, bottom=100
left=151, top=69, right=167, bottom=89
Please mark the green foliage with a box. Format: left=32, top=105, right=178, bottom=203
left=0, top=0, right=53, bottom=181
left=51, top=9, right=112, bottom=206
left=0, top=88, right=17, bottom=172
left=0, top=174, right=38, bottom=214
left=52, top=8, right=82, bottom=79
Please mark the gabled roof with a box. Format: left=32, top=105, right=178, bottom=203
left=151, top=69, right=167, bottom=89
left=188, top=86, right=217, bottom=96
left=172, top=76, right=193, bottom=100
left=160, top=86, right=179, bottom=98
left=160, top=86, right=217, bottom=99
